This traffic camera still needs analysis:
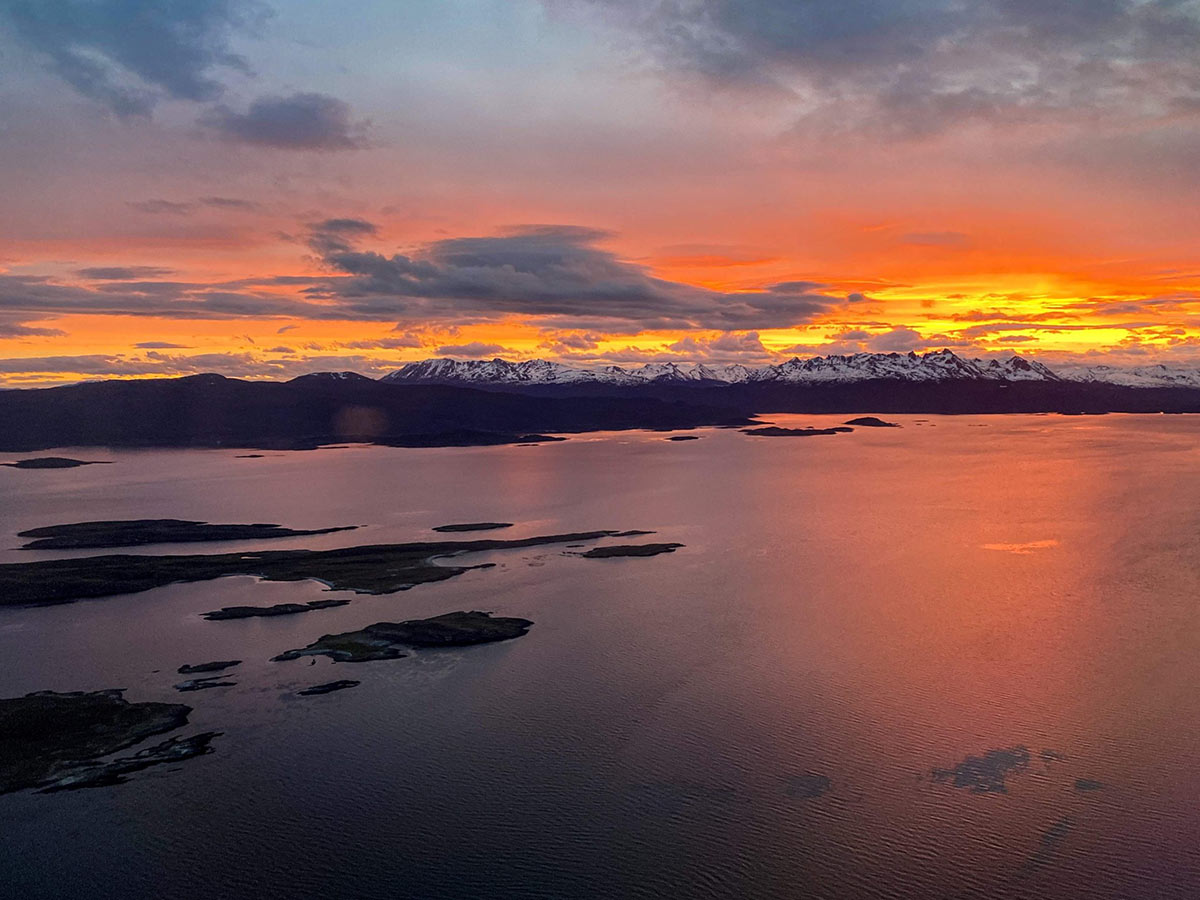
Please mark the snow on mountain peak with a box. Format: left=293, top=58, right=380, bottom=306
left=378, top=350, right=1088, bottom=386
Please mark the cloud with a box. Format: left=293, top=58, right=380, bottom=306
left=0, top=350, right=394, bottom=385
left=200, top=196, right=259, bottom=211
left=562, top=0, right=1200, bottom=137
left=0, top=318, right=66, bottom=338
left=77, top=266, right=176, bottom=280
left=202, top=92, right=368, bottom=150
left=0, top=273, right=318, bottom=319
left=434, top=342, right=510, bottom=358
left=128, top=200, right=195, bottom=215
left=0, top=0, right=264, bottom=117
left=339, top=335, right=424, bottom=350
left=307, top=218, right=379, bottom=254
left=667, top=330, right=770, bottom=360
left=308, top=221, right=844, bottom=330
left=5, top=222, right=846, bottom=332
left=133, top=341, right=190, bottom=349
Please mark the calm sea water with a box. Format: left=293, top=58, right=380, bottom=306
left=3, top=414, right=1200, bottom=899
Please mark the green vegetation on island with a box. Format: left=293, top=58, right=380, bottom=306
left=0, top=689, right=204, bottom=794
left=273, top=611, right=534, bottom=663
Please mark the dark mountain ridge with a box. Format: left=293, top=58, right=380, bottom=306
left=2, top=365, right=1198, bottom=453
left=0, top=374, right=749, bottom=452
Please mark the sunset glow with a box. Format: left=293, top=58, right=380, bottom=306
left=2, top=1, right=1199, bottom=384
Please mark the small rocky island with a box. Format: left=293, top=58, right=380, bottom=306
left=2, top=457, right=112, bottom=469
left=432, top=522, right=514, bottom=533
left=741, top=426, right=852, bottom=437
left=18, top=519, right=357, bottom=550
left=202, top=599, right=350, bottom=620
left=298, top=680, right=361, bottom=696
left=0, top=530, right=635, bottom=607
left=0, top=689, right=214, bottom=794
left=580, top=543, right=683, bottom=558
left=273, top=611, right=534, bottom=663
left=174, top=676, right=236, bottom=692
left=843, top=417, right=900, bottom=427
left=177, top=660, right=241, bottom=674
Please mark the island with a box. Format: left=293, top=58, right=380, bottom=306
left=843, top=416, right=900, bottom=427
left=432, top=522, right=514, bottom=533
left=174, top=676, right=236, bottom=692
left=297, top=680, right=361, bottom=696
left=202, top=599, right=351, bottom=620
left=17, top=519, right=358, bottom=550
left=273, top=611, right=534, bottom=663
left=580, top=543, right=683, bottom=558
left=178, top=660, right=242, bottom=674
left=0, top=689, right=210, bottom=794
left=2, top=457, right=112, bottom=469
left=740, top=426, right=852, bottom=437
left=931, top=746, right=1031, bottom=794
left=0, top=530, right=641, bottom=607
left=666, top=435, right=700, bottom=441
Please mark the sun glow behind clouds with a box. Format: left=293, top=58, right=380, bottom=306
left=0, top=0, right=1199, bottom=383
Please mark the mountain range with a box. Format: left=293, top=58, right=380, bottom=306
left=3, top=350, right=1200, bottom=452
left=380, top=350, right=1200, bottom=389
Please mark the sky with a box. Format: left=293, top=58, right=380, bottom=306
left=1, top=0, right=1198, bottom=384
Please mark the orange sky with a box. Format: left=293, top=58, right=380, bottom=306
left=2, top=1, right=1199, bottom=384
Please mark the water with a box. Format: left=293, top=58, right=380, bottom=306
left=3, top=414, right=1200, bottom=899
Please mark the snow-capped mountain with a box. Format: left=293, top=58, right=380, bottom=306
left=1057, top=364, right=1200, bottom=389
left=378, top=350, right=1200, bottom=389
left=380, top=350, right=1067, bottom=386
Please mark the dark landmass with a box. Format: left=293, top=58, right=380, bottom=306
left=580, top=543, right=683, bottom=558
left=2, top=457, right=112, bottom=469
left=235, top=454, right=264, bottom=458
left=786, top=773, right=832, bottom=799
left=0, top=530, right=628, bottom=606
left=3, top=372, right=1200, bottom=456
left=178, top=660, right=241, bottom=674
left=297, top=680, right=361, bottom=696
left=0, top=374, right=749, bottom=451
left=0, top=689, right=192, bottom=795
left=174, top=676, right=236, bottom=692
left=1075, top=778, right=1105, bottom=792
left=40, top=732, right=220, bottom=793
left=202, top=599, right=351, bottom=620
left=844, top=416, right=900, bottom=427
left=932, top=747, right=1031, bottom=794
left=481, top=376, right=1200, bottom=416
left=666, top=435, right=700, bottom=441
left=274, top=610, right=533, bottom=663
left=432, top=522, right=514, bottom=533
left=380, top=431, right=567, bottom=447
left=741, top=426, right=852, bottom=437
left=17, top=519, right=358, bottom=550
